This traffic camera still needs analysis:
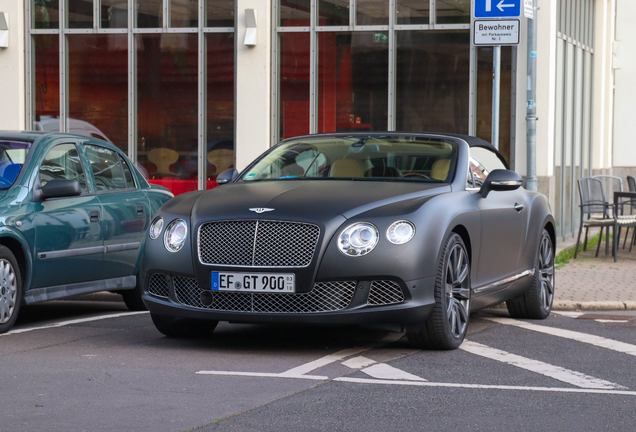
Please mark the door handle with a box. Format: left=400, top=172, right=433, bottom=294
left=136, top=205, right=145, bottom=216
left=89, top=210, right=100, bottom=222
left=514, top=203, right=524, bottom=212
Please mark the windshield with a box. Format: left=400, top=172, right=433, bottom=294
left=240, top=136, right=458, bottom=183
left=0, top=141, right=31, bottom=189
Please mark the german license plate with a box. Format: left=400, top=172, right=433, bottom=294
left=211, top=272, right=295, bottom=293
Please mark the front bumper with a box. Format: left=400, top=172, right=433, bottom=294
left=142, top=274, right=436, bottom=326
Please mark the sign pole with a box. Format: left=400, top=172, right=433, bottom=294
left=491, top=45, right=501, bottom=150
left=525, top=0, right=538, bottom=191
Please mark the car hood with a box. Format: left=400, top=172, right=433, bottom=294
left=191, top=180, right=451, bottom=222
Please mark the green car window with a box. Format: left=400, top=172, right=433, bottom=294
left=39, top=144, right=88, bottom=192
left=85, top=145, right=127, bottom=191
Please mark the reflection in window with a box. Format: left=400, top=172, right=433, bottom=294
left=137, top=34, right=198, bottom=195
left=0, top=141, right=31, bottom=188
left=101, top=0, right=127, bottom=28
left=120, top=156, right=135, bottom=188
left=34, top=34, right=60, bottom=132
left=279, top=32, right=310, bottom=139
left=280, top=0, right=310, bottom=26
left=85, top=145, right=127, bottom=191
left=207, top=0, right=235, bottom=27
left=137, top=0, right=163, bottom=27
left=318, top=32, right=388, bottom=133
left=171, top=0, right=198, bottom=27
left=396, top=31, right=469, bottom=134
left=68, top=0, right=93, bottom=28
left=436, top=0, right=470, bottom=24
left=357, top=0, right=389, bottom=25
left=39, top=144, right=87, bottom=192
left=33, top=0, right=60, bottom=29
left=396, top=0, right=429, bottom=25
left=318, top=0, right=349, bottom=26
left=68, top=35, right=128, bottom=152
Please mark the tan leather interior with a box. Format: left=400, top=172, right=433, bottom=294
left=330, top=159, right=364, bottom=178
left=430, top=159, right=451, bottom=181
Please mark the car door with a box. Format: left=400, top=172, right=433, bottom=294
left=32, top=142, right=104, bottom=289
left=83, top=144, right=150, bottom=279
left=470, top=148, right=527, bottom=288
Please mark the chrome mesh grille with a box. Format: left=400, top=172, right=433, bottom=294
left=148, top=274, right=169, bottom=298
left=198, top=220, right=320, bottom=267
left=173, top=276, right=355, bottom=313
left=367, top=280, right=405, bottom=306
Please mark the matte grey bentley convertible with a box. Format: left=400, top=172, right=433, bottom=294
left=141, top=133, right=555, bottom=349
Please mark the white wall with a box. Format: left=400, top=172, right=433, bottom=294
left=234, top=0, right=272, bottom=172
left=0, top=0, right=26, bottom=131
left=612, top=0, right=636, bottom=168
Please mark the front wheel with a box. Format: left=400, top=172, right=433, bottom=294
left=151, top=314, right=219, bottom=338
left=506, top=229, right=554, bottom=319
left=120, top=273, right=147, bottom=311
left=0, top=246, right=22, bottom=335
left=407, top=233, right=471, bottom=350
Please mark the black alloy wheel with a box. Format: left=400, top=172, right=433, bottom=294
left=507, top=228, right=554, bottom=319
left=407, top=233, right=471, bottom=350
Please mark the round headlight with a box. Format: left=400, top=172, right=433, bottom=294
left=338, top=222, right=379, bottom=256
left=387, top=220, right=416, bottom=245
left=149, top=217, right=164, bottom=240
left=164, top=219, right=188, bottom=252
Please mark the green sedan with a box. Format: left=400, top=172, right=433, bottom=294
left=0, top=131, right=173, bottom=334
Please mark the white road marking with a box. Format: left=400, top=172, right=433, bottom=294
left=595, top=319, right=629, bottom=323
left=460, top=341, right=625, bottom=390
left=278, top=347, right=369, bottom=377
left=360, top=363, right=426, bottom=381
left=552, top=311, right=585, bottom=318
left=486, top=317, right=636, bottom=357
left=0, top=311, right=149, bottom=337
left=341, top=356, right=376, bottom=369
left=196, top=371, right=328, bottom=380
left=333, top=377, right=636, bottom=396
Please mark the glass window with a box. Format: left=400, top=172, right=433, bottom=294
left=471, top=147, right=507, bottom=172
left=33, top=0, right=60, bottom=29
left=137, top=0, right=163, bottom=27
left=397, top=0, right=429, bottom=25
left=0, top=141, right=31, bottom=189
left=67, top=0, right=93, bottom=28
left=318, top=0, right=349, bottom=26
left=466, top=165, right=474, bottom=188
left=207, top=33, right=235, bottom=185
left=68, top=35, right=128, bottom=153
left=39, top=144, right=88, bottom=192
left=436, top=0, right=470, bottom=24
left=137, top=34, right=198, bottom=195
left=101, top=0, right=127, bottom=28
left=318, top=32, right=388, bottom=133
left=279, top=32, right=310, bottom=140
left=171, top=0, right=198, bottom=27
left=356, top=0, right=389, bottom=25
left=280, top=0, right=310, bottom=26
left=120, top=155, right=135, bottom=188
left=84, top=145, right=127, bottom=191
left=396, top=31, right=469, bottom=134
left=207, top=0, right=235, bottom=27
left=33, top=35, right=60, bottom=132
left=469, top=158, right=488, bottom=187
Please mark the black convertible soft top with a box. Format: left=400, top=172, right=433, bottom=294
left=429, top=133, right=509, bottom=169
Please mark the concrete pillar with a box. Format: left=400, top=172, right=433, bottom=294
left=235, top=0, right=272, bottom=172
left=0, top=0, right=26, bottom=131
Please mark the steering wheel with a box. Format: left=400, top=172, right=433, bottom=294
left=402, top=173, right=431, bottom=179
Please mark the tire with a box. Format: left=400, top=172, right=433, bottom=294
left=407, top=233, right=471, bottom=350
left=0, top=245, right=22, bottom=335
left=506, top=229, right=554, bottom=320
left=120, top=273, right=147, bottom=311
left=151, top=313, right=218, bottom=338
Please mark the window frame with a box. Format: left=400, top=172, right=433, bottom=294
left=36, top=142, right=90, bottom=196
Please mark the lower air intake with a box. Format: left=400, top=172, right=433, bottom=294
left=148, top=274, right=170, bottom=298
left=367, top=280, right=405, bottom=306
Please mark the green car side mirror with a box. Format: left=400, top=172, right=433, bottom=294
left=38, top=179, right=82, bottom=201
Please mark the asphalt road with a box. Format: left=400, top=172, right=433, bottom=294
left=2, top=298, right=636, bottom=432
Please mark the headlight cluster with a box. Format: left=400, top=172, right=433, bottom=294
left=338, top=220, right=415, bottom=256
left=149, top=216, right=188, bottom=253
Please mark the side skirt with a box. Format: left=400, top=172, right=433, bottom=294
left=24, top=276, right=137, bottom=305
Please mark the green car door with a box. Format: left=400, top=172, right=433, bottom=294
left=83, top=144, right=150, bottom=279
left=31, top=142, right=104, bottom=289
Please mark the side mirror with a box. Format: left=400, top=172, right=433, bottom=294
left=216, top=168, right=239, bottom=185
left=479, top=169, right=523, bottom=198
left=40, top=179, right=82, bottom=200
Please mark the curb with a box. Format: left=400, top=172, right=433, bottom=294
left=552, top=300, right=636, bottom=311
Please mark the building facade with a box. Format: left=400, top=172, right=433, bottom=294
left=0, top=0, right=630, bottom=243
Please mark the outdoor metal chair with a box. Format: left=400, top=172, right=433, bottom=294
left=574, top=177, right=615, bottom=259
left=621, top=175, right=636, bottom=249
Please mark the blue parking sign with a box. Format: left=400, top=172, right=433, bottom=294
left=474, top=0, right=521, bottom=18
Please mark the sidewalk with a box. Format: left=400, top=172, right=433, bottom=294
left=554, top=233, right=636, bottom=311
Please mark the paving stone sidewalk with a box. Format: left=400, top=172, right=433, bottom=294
left=554, top=237, right=636, bottom=310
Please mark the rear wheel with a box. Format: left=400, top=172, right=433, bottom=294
left=151, top=313, right=218, bottom=338
left=0, top=246, right=22, bottom=335
left=407, top=233, right=470, bottom=350
left=506, top=229, right=554, bottom=319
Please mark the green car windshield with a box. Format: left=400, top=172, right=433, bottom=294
left=240, top=136, right=458, bottom=183
left=0, top=141, right=31, bottom=189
